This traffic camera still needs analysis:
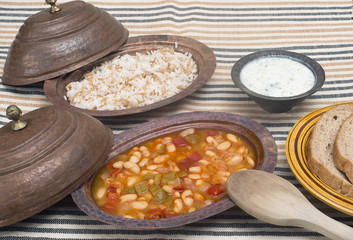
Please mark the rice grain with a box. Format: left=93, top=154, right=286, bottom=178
left=66, top=47, right=198, bottom=111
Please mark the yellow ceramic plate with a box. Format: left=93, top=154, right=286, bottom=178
left=286, top=102, right=353, bottom=216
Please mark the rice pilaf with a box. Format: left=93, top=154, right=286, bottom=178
left=65, top=47, right=198, bottom=111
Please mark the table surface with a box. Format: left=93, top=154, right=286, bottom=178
left=1, top=0, right=353, bottom=239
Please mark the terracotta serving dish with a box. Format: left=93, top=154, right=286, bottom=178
left=0, top=105, right=114, bottom=227
left=44, top=35, right=217, bottom=117
left=71, top=111, right=278, bottom=229
left=2, top=0, right=128, bottom=85
left=3, top=1, right=216, bottom=118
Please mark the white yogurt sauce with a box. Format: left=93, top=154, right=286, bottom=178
left=239, top=56, right=316, bottom=97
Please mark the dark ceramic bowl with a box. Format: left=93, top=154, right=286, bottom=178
left=231, top=50, right=325, bottom=113
left=71, top=111, right=277, bottom=229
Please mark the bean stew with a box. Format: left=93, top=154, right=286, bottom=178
left=91, top=128, right=256, bottom=219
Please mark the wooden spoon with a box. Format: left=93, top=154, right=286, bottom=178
left=226, top=170, right=353, bottom=240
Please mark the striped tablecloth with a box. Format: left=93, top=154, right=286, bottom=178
left=1, top=0, right=353, bottom=239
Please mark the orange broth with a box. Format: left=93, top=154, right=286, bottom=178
left=91, top=128, right=256, bottom=219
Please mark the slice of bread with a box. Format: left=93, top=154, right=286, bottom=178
left=334, top=114, right=353, bottom=183
left=307, top=104, right=353, bottom=198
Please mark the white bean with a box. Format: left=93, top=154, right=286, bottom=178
left=204, top=199, right=214, bottom=206
left=195, top=180, right=204, bottom=186
left=123, top=162, right=140, bottom=174
left=168, top=161, right=180, bottom=172
left=220, top=176, right=228, bottom=184
left=188, top=207, right=196, bottom=213
left=201, top=173, right=209, bottom=179
left=181, top=190, right=193, bottom=200
left=237, top=146, right=246, bottom=154
left=183, top=197, right=194, bottom=206
left=184, top=177, right=193, bottom=184
left=198, top=182, right=211, bottom=192
left=140, top=146, right=148, bottom=152
left=95, top=187, right=106, bottom=199
left=166, top=143, right=176, bottom=153
left=173, top=199, right=183, bottom=213
left=162, top=185, right=173, bottom=193
left=205, top=150, right=216, bottom=157
left=189, top=166, right=201, bottom=173
left=217, top=141, right=231, bottom=150
left=206, top=136, right=217, bottom=145
left=226, top=133, right=238, bottom=143
left=180, top=128, right=195, bottom=137
left=141, top=193, right=153, bottom=201
left=153, top=154, right=169, bottom=164
left=162, top=137, right=173, bottom=144
left=188, top=174, right=201, bottom=180
left=246, top=156, right=255, bottom=167
left=155, top=143, right=164, bottom=151
left=138, top=158, right=149, bottom=167
left=133, top=151, right=142, bottom=159
left=100, top=169, right=110, bottom=180
left=131, top=201, right=148, bottom=210
left=146, top=164, right=159, bottom=170
left=194, top=193, right=204, bottom=201
left=119, top=194, right=137, bottom=203
left=112, top=161, right=123, bottom=169
left=141, top=170, right=158, bottom=175
left=237, top=167, right=249, bottom=171
left=217, top=171, right=231, bottom=177
left=129, top=155, right=140, bottom=163
left=199, top=159, right=210, bottom=165
left=126, top=176, right=138, bottom=187
left=227, top=154, right=243, bottom=165
left=140, top=146, right=151, bottom=157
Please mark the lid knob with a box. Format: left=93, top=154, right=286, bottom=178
left=45, top=0, right=61, bottom=14
left=6, top=105, right=28, bottom=131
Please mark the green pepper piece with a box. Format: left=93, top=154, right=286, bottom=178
left=168, top=177, right=181, bottom=187
left=142, top=173, right=153, bottom=181
left=152, top=144, right=166, bottom=158
left=145, top=140, right=154, bottom=148
left=149, top=185, right=161, bottom=195
left=154, top=174, right=162, bottom=185
left=163, top=198, right=174, bottom=208
left=161, top=171, right=178, bottom=185
left=124, top=186, right=136, bottom=194
left=117, top=154, right=129, bottom=162
left=178, top=171, right=187, bottom=178
left=185, top=134, right=200, bottom=144
left=149, top=185, right=168, bottom=203
left=134, top=181, right=148, bottom=195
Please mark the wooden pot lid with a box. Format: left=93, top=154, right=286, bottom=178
left=0, top=105, right=114, bottom=227
left=2, top=0, right=129, bottom=86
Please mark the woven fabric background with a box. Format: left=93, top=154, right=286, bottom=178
left=1, top=0, right=353, bottom=239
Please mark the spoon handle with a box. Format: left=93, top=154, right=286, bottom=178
left=300, top=208, right=353, bottom=240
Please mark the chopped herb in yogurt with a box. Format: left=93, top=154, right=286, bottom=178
left=240, top=56, right=316, bottom=97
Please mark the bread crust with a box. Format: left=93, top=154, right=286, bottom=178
left=334, top=114, right=353, bottom=183
left=307, top=104, right=353, bottom=198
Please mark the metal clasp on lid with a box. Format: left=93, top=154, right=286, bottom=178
left=6, top=105, right=27, bottom=131
left=46, top=0, right=61, bottom=14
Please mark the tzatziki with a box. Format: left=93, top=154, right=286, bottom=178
left=239, top=56, right=316, bottom=97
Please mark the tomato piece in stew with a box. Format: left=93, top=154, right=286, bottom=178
left=91, top=128, right=256, bottom=219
